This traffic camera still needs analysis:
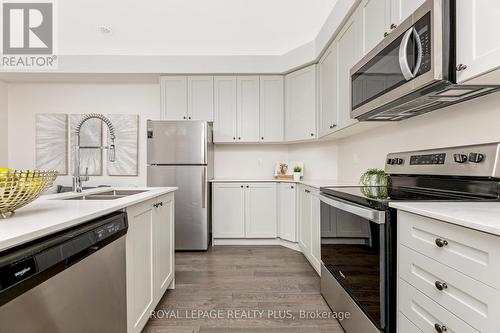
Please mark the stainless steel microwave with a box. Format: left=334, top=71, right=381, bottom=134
left=350, top=0, right=500, bottom=121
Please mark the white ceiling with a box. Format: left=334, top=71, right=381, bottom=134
left=58, top=0, right=338, bottom=56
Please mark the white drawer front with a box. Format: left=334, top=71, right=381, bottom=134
left=398, top=312, right=423, bottom=333
left=398, top=211, right=500, bottom=290
left=399, top=245, right=500, bottom=333
left=399, top=279, right=479, bottom=333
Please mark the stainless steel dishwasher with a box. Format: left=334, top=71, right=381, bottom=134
left=0, top=211, right=128, bottom=333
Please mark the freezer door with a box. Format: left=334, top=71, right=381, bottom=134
left=147, top=165, right=209, bottom=250
left=147, top=120, right=208, bottom=165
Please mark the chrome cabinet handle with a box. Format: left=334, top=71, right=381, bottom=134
left=399, top=27, right=423, bottom=80
left=435, top=281, right=448, bottom=291
left=434, top=324, right=448, bottom=333
left=435, top=238, right=449, bottom=247
left=384, top=31, right=389, bottom=37
left=305, top=189, right=311, bottom=193
left=390, top=23, right=398, bottom=30
left=456, top=64, right=468, bottom=71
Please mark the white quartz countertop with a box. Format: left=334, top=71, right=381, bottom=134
left=390, top=202, right=500, bottom=236
left=0, top=186, right=177, bottom=252
left=209, top=179, right=359, bottom=189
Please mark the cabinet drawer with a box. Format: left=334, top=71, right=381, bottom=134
left=398, top=211, right=500, bottom=290
left=398, top=312, right=422, bottom=333
left=399, top=245, right=500, bottom=332
left=399, top=279, right=479, bottom=333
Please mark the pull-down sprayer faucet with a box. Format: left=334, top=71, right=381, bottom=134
left=72, top=114, right=116, bottom=192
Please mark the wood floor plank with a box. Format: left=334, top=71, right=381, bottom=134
left=142, top=245, right=344, bottom=333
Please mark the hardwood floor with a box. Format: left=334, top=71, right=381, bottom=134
left=143, top=246, right=344, bottom=333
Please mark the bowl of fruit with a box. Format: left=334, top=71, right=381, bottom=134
left=0, top=168, right=58, bottom=219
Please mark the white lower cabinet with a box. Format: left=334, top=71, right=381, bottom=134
left=126, top=193, right=175, bottom=333
left=397, top=211, right=500, bottom=333
left=213, top=183, right=277, bottom=239
left=298, top=185, right=321, bottom=274
left=278, top=183, right=297, bottom=242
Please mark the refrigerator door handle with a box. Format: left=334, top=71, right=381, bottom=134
left=202, top=168, right=206, bottom=208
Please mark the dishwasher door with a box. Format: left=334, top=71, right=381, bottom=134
left=0, top=212, right=127, bottom=333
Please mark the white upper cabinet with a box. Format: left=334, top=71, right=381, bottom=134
left=361, top=0, right=391, bottom=54
left=285, top=64, right=317, bottom=141
left=390, top=0, right=425, bottom=27
left=318, top=42, right=339, bottom=137
left=259, top=76, right=284, bottom=142
left=456, top=0, right=500, bottom=83
left=237, top=76, right=260, bottom=142
left=278, top=183, right=297, bottom=242
left=214, top=76, right=238, bottom=143
left=336, top=13, right=362, bottom=129
left=161, top=76, right=188, bottom=120
left=187, top=76, right=214, bottom=121
left=245, top=183, right=277, bottom=238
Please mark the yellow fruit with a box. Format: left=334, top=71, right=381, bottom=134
left=0, top=168, right=16, bottom=188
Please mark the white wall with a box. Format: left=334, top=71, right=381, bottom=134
left=288, top=140, right=339, bottom=180
left=214, top=144, right=289, bottom=179
left=7, top=82, right=160, bottom=186
left=0, top=81, right=7, bottom=166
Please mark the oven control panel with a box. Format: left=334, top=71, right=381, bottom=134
left=410, top=153, right=446, bottom=165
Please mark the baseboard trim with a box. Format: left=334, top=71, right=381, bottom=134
left=213, top=238, right=302, bottom=252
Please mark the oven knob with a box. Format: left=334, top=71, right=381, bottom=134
left=394, top=158, right=404, bottom=165
left=387, top=158, right=394, bottom=165
left=468, top=153, right=485, bottom=163
left=453, top=154, right=468, bottom=163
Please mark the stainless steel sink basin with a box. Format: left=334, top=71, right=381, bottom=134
left=62, top=189, right=148, bottom=201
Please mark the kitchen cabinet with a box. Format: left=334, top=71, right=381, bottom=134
left=336, top=12, right=363, bottom=129
left=187, top=76, right=214, bottom=121
left=360, top=0, right=391, bottom=54
left=237, top=76, right=260, bottom=142
left=456, top=0, right=500, bottom=83
left=298, top=185, right=321, bottom=274
left=259, top=76, right=284, bottom=142
left=318, top=42, right=339, bottom=137
left=245, top=183, right=277, bottom=238
left=278, top=183, right=297, bottom=242
left=390, top=0, right=425, bottom=27
left=212, top=183, right=245, bottom=238
left=213, top=76, right=238, bottom=143
left=161, top=76, right=214, bottom=121
left=160, top=76, right=187, bottom=120
left=285, top=65, right=317, bottom=141
left=126, top=193, right=175, bottom=333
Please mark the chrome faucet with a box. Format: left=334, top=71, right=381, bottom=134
left=73, top=114, right=116, bottom=192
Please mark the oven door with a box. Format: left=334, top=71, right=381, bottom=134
left=351, top=0, right=445, bottom=120
left=320, top=194, right=387, bottom=330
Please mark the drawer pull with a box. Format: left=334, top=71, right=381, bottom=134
left=434, top=323, right=448, bottom=332
left=435, top=281, right=448, bottom=291
left=435, top=238, right=449, bottom=247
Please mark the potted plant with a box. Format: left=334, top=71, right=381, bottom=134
left=293, top=166, right=302, bottom=181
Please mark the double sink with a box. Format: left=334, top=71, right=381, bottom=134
left=63, top=189, right=147, bottom=201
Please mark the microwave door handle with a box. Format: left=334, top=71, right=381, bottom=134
left=319, top=194, right=385, bottom=224
left=399, top=27, right=422, bottom=80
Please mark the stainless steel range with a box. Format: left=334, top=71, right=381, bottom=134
left=319, top=142, right=500, bottom=333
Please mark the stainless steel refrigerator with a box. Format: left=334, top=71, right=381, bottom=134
left=147, top=120, right=213, bottom=250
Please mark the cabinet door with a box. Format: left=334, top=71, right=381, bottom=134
left=161, top=76, right=188, bottom=120
left=245, top=183, right=277, bottom=238
left=318, top=42, right=338, bottom=137
left=153, top=193, right=175, bottom=304
left=213, top=183, right=245, bottom=238
left=361, top=0, right=391, bottom=55
left=188, top=76, right=214, bottom=121
left=390, top=0, right=425, bottom=26
left=456, top=0, right=500, bottom=83
left=298, top=186, right=312, bottom=255
left=126, top=200, right=155, bottom=333
left=310, top=191, right=321, bottom=274
left=237, top=76, right=260, bottom=142
left=278, top=183, right=296, bottom=242
left=259, top=76, right=284, bottom=142
left=213, top=76, right=238, bottom=143
left=337, top=14, right=362, bottom=129
left=285, top=65, right=317, bottom=141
